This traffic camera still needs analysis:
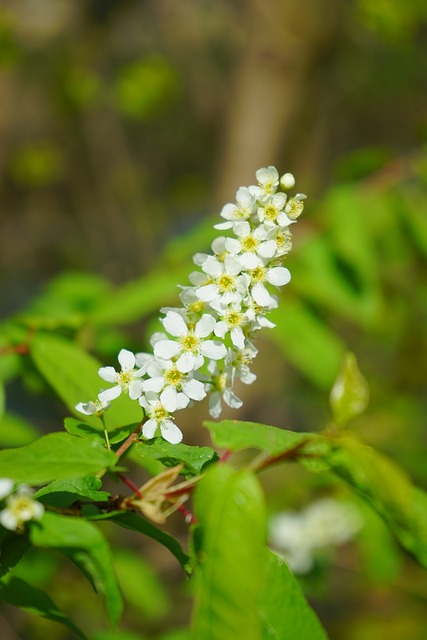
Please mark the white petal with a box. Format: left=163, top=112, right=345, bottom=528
left=214, top=221, right=233, bottom=230
left=230, top=327, right=245, bottom=350
left=239, top=253, right=261, bottom=270
left=251, top=283, right=272, bottom=306
left=277, top=212, right=292, bottom=227
left=200, top=340, right=227, bottom=360
left=98, top=366, right=118, bottom=383
left=182, top=378, right=206, bottom=401
left=176, top=353, right=197, bottom=373
left=233, top=221, right=251, bottom=237
left=195, top=314, right=216, bottom=338
left=118, top=349, right=135, bottom=372
left=224, top=237, right=241, bottom=255
left=224, top=256, right=242, bottom=276
left=197, top=284, right=219, bottom=302
left=154, top=339, right=181, bottom=360
left=142, top=418, right=158, bottom=439
left=208, top=392, right=222, bottom=418
left=160, top=386, right=178, bottom=412
left=160, top=420, right=183, bottom=444
left=98, top=386, right=122, bottom=403
left=163, top=311, right=188, bottom=337
left=0, top=479, right=14, bottom=500
left=142, top=377, right=164, bottom=393
left=211, top=236, right=227, bottom=254
left=214, top=320, right=228, bottom=339
left=236, top=187, right=254, bottom=208
left=223, top=388, right=243, bottom=409
left=0, top=509, right=18, bottom=531
left=258, top=240, right=277, bottom=259
left=75, top=401, right=96, bottom=416
left=176, top=392, right=190, bottom=410
left=202, top=256, right=223, bottom=278
left=267, top=267, right=291, bottom=287
left=129, top=379, right=144, bottom=400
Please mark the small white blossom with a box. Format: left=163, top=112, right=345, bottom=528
left=225, top=221, right=277, bottom=269
left=0, top=485, right=44, bottom=532
left=249, top=264, right=291, bottom=307
left=75, top=398, right=111, bottom=416
left=269, top=498, right=362, bottom=574
left=257, top=193, right=291, bottom=228
left=216, top=187, right=256, bottom=228
left=142, top=359, right=206, bottom=412
left=98, top=349, right=145, bottom=403
left=154, top=311, right=226, bottom=372
left=195, top=255, right=249, bottom=306
left=250, top=166, right=280, bottom=198
left=280, top=172, right=296, bottom=189
left=140, top=392, right=183, bottom=444
left=0, top=479, right=14, bottom=500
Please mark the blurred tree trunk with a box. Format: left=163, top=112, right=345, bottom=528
left=216, top=0, right=341, bottom=201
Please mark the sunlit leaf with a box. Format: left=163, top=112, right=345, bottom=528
left=260, top=551, right=328, bottom=640
left=35, top=476, right=110, bottom=508
left=0, top=432, right=116, bottom=484
left=30, top=334, right=142, bottom=428
left=191, top=465, right=266, bottom=640
left=329, top=352, right=369, bottom=426
left=133, top=438, right=218, bottom=477
left=30, top=512, right=122, bottom=625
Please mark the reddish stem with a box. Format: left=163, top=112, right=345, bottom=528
left=114, top=424, right=143, bottom=459
left=177, top=504, right=198, bottom=525
left=219, top=449, right=232, bottom=463
left=116, top=472, right=142, bottom=498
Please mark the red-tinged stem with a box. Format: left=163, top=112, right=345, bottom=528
left=219, top=449, right=232, bottom=463
left=177, top=504, right=198, bottom=525
left=116, top=472, right=142, bottom=498
left=114, top=423, right=144, bottom=459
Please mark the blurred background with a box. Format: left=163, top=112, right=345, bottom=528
left=1, top=1, right=427, bottom=639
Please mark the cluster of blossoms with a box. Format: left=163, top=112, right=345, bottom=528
left=0, top=478, right=44, bottom=532
left=269, top=498, right=363, bottom=574
left=77, top=167, right=305, bottom=444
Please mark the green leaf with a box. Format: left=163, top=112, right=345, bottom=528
left=30, top=334, right=142, bottom=428
left=35, top=476, right=110, bottom=508
left=204, top=419, right=311, bottom=456
left=329, top=352, right=369, bottom=426
left=64, top=417, right=138, bottom=445
left=260, top=551, right=328, bottom=640
left=0, top=381, right=5, bottom=420
left=191, top=464, right=266, bottom=640
left=0, top=532, right=31, bottom=579
left=89, top=267, right=189, bottom=326
left=308, top=433, right=427, bottom=570
left=133, top=438, right=218, bottom=477
left=0, top=412, right=38, bottom=447
left=0, top=576, right=86, bottom=639
left=269, top=298, right=346, bottom=389
left=114, top=548, right=169, bottom=620
left=0, top=432, right=116, bottom=484
left=30, top=512, right=123, bottom=626
left=88, top=511, right=191, bottom=574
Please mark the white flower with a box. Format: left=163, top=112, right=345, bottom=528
left=214, top=306, right=250, bottom=350
left=0, top=479, right=14, bottom=500
left=154, top=311, right=226, bottom=372
left=0, top=485, right=44, bottom=532
left=249, top=264, right=291, bottom=307
left=142, top=359, right=206, bottom=412
left=216, top=187, right=256, bottom=228
left=75, top=398, right=111, bottom=416
left=257, top=193, right=292, bottom=228
left=269, top=499, right=362, bottom=574
left=98, top=349, right=145, bottom=403
left=250, top=166, right=279, bottom=198
left=285, top=194, right=306, bottom=220
left=196, top=255, right=249, bottom=306
left=225, top=221, right=277, bottom=269
left=206, top=363, right=243, bottom=418
left=280, top=172, right=296, bottom=189
left=140, top=392, right=183, bottom=444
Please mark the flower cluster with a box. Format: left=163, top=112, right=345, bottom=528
left=77, top=166, right=305, bottom=444
left=269, top=498, right=363, bottom=574
left=0, top=479, right=44, bottom=532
